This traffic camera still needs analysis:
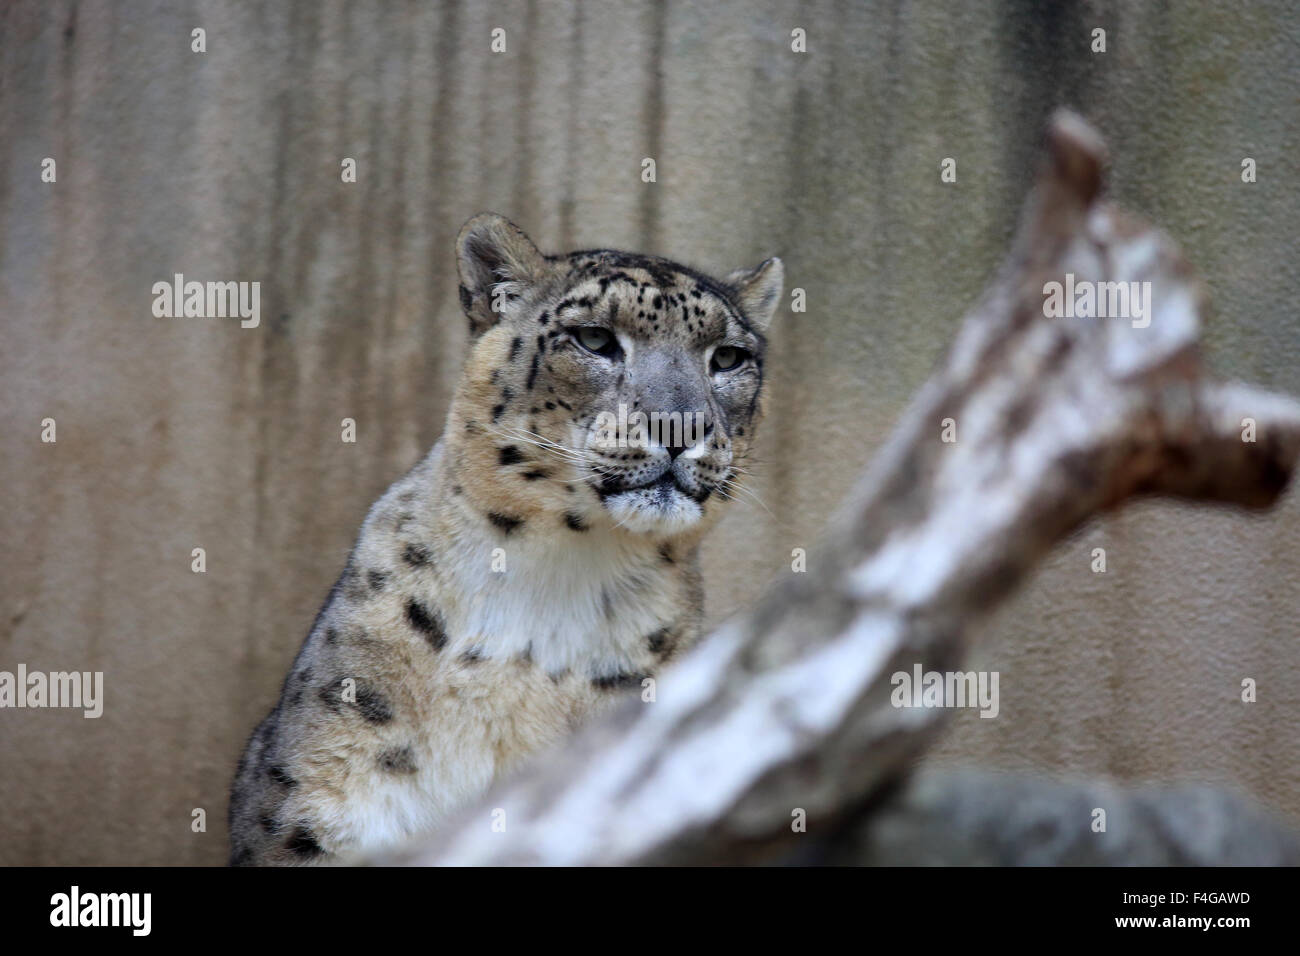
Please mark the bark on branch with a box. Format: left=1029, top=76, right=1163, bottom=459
left=380, top=111, right=1300, bottom=866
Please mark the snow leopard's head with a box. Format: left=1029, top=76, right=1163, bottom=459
left=452, top=212, right=782, bottom=539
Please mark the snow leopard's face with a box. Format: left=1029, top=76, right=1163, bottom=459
left=455, top=214, right=782, bottom=539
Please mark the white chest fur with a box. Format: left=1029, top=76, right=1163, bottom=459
left=437, top=523, right=680, bottom=677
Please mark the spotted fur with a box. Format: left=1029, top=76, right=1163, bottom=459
left=228, top=213, right=782, bottom=865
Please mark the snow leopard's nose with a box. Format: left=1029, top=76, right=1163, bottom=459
left=634, top=346, right=714, bottom=459
left=665, top=417, right=713, bottom=459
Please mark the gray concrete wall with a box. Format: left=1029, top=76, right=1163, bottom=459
left=1, top=0, right=1296, bottom=865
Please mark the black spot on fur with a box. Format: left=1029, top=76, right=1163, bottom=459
left=355, top=686, right=394, bottom=724
left=285, top=827, right=325, bottom=858
left=403, top=543, right=432, bottom=567
left=491, top=404, right=506, bottom=422
left=595, top=475, right=623, bottom=499
left=259, top=813, right=279, bottom=833
left=367, top=569, right=389, bottom=591
left=564, top=512, right=588, bottom=531
left=592, top=672, right=648, bottom=691
left=406, top=599, right=448, bottom=650
left=325, top=627, right=340, bottom=644
left=459, top=648, right=485, bottom=664
left=646, top=628, right=671, bottom=655
left=508, top=336, right=522, bottom=361
left=378, top=746, right=418, bottom=775
left=487, top=512, right=523, bottom=535
left=499, top=445, right=524, bottom=466
left=317, top=679, right=394, bottom=724
left=267, top=766, right=298, bottom=789
left=526, top=351, right=540, bottom=391
left=287, top=667, right=311, bottom=707
left=340, top=565, right=366, bottom=602
left=523, top=469, right=550, bottom=481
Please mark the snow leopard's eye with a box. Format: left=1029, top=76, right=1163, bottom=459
left=710, top=346, right=748, bottom=373
left=576, top=326, right=619, bottom=357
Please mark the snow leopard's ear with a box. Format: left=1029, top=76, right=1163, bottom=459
left=456, top=213, right=550, bottom=337
left=725, top=257, right=784, bottom=331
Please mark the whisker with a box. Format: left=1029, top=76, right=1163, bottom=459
left=482, top=424, right=594, bottom=467
left=716, top=474, right=793, bottom=532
